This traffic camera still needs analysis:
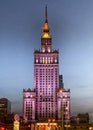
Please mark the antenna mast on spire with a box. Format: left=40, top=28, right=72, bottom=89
left=45, top=5, right=48, bottom=22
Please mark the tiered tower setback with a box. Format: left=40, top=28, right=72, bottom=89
left=23, top=6, right=70, bottom=123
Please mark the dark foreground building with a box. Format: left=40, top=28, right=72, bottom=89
left=0, top=98, right=11, bottom=115
left=0, top=98, right=11, bottom=123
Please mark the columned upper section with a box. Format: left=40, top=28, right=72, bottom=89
left=41, top=5, right=52, bottom=53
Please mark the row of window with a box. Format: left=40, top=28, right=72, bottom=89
left=35, top=57, right=58, bottom=64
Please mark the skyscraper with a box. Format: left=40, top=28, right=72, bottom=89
left=23, top=6, right=70, bottom=125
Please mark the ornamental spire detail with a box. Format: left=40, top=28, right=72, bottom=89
left=45, top=5, right=48, bottom=23
left=42, top=5, right=51, bottom=39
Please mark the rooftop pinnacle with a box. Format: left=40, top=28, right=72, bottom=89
left=42, top=5, right=51, bottom=39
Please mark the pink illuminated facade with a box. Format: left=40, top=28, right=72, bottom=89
left=23, top=6, right=70, bottom=123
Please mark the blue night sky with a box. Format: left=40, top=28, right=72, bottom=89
left=0, top=0, right=93, bottom=120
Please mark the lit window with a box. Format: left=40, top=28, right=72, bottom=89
left=36, top=59, right=38, bottom=63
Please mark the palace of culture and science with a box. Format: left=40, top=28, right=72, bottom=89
left=23, top=6, right=70, bottom=127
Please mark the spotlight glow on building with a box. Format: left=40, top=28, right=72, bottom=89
left=23, top=6, right=70, bottom=128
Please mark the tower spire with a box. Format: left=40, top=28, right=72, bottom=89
left=45, top=5, right=48, bottom=23
left=41, top=5, right=51, bottom=39
left=41, top=5, right=52, bottom=52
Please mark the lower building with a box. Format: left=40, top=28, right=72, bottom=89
left=0, top=98, right=11, bottom=116
left=77, top=113, right=89, bottom=124
left=71, top=113, right=89, bottom=124
left=0, top=98, right=11, bottom=123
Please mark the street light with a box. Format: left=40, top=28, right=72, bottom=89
left=65, top=124, right=70, bottom=130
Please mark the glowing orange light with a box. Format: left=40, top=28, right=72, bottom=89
left=48, top=119, right=51, bottom=122
left=43, top=23, right=49, bottom=30
left=1, top=127, right=5, bottom=130
left=42, top=33, right=50, bottom=38
left=59, top=89, right=62, bottom=93
left=52, top=119, right=55, bottom=122
left=45, top=60, right=47, bottom=64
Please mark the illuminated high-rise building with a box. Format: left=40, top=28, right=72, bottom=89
left=23, top=6, right=70, bottom=124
